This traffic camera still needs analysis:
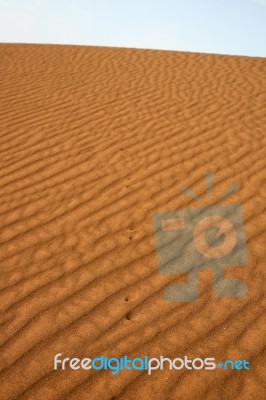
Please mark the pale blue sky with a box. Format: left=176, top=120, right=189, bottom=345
left=0, top=0, right=265, bottom=57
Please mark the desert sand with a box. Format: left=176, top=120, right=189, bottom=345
left=0, top=43, right=265, bottom=399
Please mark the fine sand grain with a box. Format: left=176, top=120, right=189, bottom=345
left=0, top=43, right=265, bottom=399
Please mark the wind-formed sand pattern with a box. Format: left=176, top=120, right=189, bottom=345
left=0, top=43, right=265, bottom=399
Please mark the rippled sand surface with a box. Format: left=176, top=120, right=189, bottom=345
left=0, top=44, right=265, bottom=399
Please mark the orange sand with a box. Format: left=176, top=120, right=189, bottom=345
left=0, top=43, right=265, bottom=400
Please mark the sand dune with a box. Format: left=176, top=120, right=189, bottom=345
left=0, top=43, right=265, bottom=399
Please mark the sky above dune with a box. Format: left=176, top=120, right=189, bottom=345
left=0, top=0, right=265, bottom=57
